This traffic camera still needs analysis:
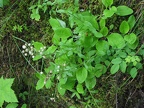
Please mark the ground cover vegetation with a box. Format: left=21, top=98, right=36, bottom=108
left=0, top=0, right=144, bottom=108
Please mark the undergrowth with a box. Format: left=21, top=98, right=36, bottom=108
left=0, top=0, right=144, bottom=108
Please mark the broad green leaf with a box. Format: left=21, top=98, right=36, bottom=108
left=111, top=58, right=122, bottom=64
left=85, top=77, right=96, bottom=90
left=119, top=21, right=129, bottom=34
left=6, top=103, right=18, bottom=108
left=0, top=0, right=3, bottom=7
left=44, top=45, right=57, bottom=54
left=102, top=0, right=113, bottom=8
left=76, top=68, right=88, bottom=83
left=49, top=18, right=61, bottom=30
left=128, top=38, right=138, bottom=49
left=128, top=15, right=136, bottom=29
left=76, top=84, right=84, bottom=94
left=103, top=9, right=115, bottom=18
left=100, top=26, right=109, bottom=36
left=83, top=36, right=94, bottom=48
left=107, top=33, right=125, bottom=49
left=53, top=28, right=72, bottom=44
left=57, top=83, right=66, bottom=95
left=96, top=40, right=109, bottom=56
left=130, top=67, right=137, bottom=78
left=118, top=51, right=127, bottom=58
left=95, top=64, right=107, bottom=77
left=124, top=33, right=137, bottom=44
left=36, top=78, right=45, bottom=90
left=111, top=6, right=117, bottom=12
left=33, top=42, right=44, bottom=51
left=61, top=78, right=75, bottom=90
left=84, top=21, right=102, bottom=38
left=99, top=19, right=106, bottom=28
left=84, top=15, right=99, bottom=30
left=0, top=77, right=18, bottom=107
left=120, top=61, right=127, bottom=73
left=45, top=79, right=52, bottom=89
left=57, top=19, right=66, bottom=28
left=33, top=55, right=42, bottom=61
left=21, top=104, right=27, bottom=108
left=116, top=5, right=133, bottom=16
left=110, top=64, right=119, bottom=74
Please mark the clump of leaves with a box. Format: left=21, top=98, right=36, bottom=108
left=0, top=77, right=18, bottom=107
left=25, top=0, right=143, bottom=107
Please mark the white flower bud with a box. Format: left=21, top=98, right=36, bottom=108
left=22, top=50, right=25, bottom=53
left=25, top=49, right=28, bottom=52
left=40, top=72, right=43, bottom=74
left=28, top=43, right=31, bottom=46
left=24, top=53, right=27, bottom=56
left=22, top=45, right=26, bottom=49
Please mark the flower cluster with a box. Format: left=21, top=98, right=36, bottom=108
left=37, top=46, right=46, bottom=59
left=22, top=43, right=35, bottom=58
left=22, top=42, right=47, bottom=59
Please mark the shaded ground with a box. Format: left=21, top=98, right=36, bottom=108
left=0, top=0, right=144, bottom=107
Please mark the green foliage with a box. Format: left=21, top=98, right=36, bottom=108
left=6, top=103, right=18, bottom=108
left=116, top=5, right=133, bottom=16
left=0, top=77, right=18, bottom=107
left=0, top=0, right=9, bottom=7
left=22, top=0, right=143, bottom=107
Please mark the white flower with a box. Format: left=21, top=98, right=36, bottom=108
left=24, top=53, right=27, bottom=56
left=57, top=66, right=60, bottom=68
left=40, top=72, right=43, bottom=74
left=32, top=56, right=35, bottom=58
left=22, top=45, right=26, bottom=49
left=25, top=49, right=28, bottom=52
left=49, top=70, right=52, bottom=73
left=28, top=43, right=31, bottom=46
left=29, top=51, right=32, bottom=55
left=57, top=69, right=59, bottom=72
left=43, top=56, right=46, bottom=58
left=22, top=50, right=25, bottom=53
left=30, top=46, right=33, bottom=49
left=50, top=98, right=55, bottom=102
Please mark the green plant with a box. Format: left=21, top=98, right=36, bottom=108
left=0, top=77, right=18, bottom=107
left=0, top=0, right=9, bottom=8
left=24, top=0, right=143, bottom=107
left=29, top=0, right=70, bottom=21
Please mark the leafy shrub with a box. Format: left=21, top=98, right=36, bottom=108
left=23, top=0, right=143, bottom=107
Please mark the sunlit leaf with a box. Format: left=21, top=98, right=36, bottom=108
left=130, top=67, right=137, bottom=78
left=110, top=64, right=119, bottom=74
left=116, top=5, right=133, bottom=16
left=119, top=20, right=129, bottom=34
left=76, top=68, right=88, bottom=83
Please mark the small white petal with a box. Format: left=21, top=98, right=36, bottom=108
left=25, top=49, right=28, bottom=52
left=57, top=66, right=60, bottom=68
left=24, top=53, right=27, bottom=56
left=32, top=56, right=35, bottom=58
left=28, top=43, right=31, bottom=46
left=22, top=45, right=26, bottom=49
left=22, top=50, right=25, bottom=53
left=50, top=70, right=52, bottom=73
left=40, top=72, right=43, bottom=74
